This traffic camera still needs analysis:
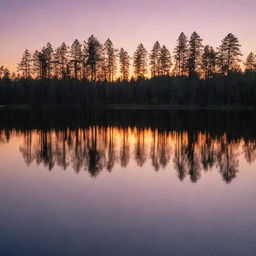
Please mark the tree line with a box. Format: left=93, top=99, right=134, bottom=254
left=1, top=32, right=256, bottom=107
left=2, top=32, right=254, bottom=81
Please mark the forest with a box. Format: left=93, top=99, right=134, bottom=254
left=0, top=32, right=256, bottom=107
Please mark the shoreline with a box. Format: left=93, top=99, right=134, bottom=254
left=0, top=104, right=255, bottom=111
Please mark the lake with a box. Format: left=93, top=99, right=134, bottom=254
left=0, top=109, right=256, bottom=255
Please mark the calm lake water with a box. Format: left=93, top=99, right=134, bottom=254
left=0, top=109, right=256, bottom=256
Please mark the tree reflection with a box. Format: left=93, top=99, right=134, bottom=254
left=1, top=110, right=256, bottom=183
left=85, top=126, right=106, bottom=177
left=173, top=132, right=188, bottom=181
left=55, top=130, right=69, bottom=170
left=243, top=141, right=256, bottom=164
left=34, top=131, right=55, bottom=170
left=200, top=133, right=216, bottom=171
left=120, top=128, right=130, bottom=168
left=150, top=129, right=160, bottom=171
left=19, top=131, right=34, bottom=166
left=216, top=136, right=239, bottom=183
left=134, top=128, right=147, bottom=167
left=106, top=127, right=116, bottom=172
left=186, top=132, right=201, bottom=183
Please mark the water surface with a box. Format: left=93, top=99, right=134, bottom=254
left=0, top=109, right=256, bottom=255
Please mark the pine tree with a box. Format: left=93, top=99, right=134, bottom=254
left=32, top=50, right=47, bottom=79
left=32, top=50, right=40, bottom=78
left=245, top=52, right=255, bottom=72
left=119, top=48, right=130, bottom=81
left=150, top=41, right=161, bottom=77
left=173, top=32, right=189, bottom=76
left=3, top=68, right=10, bottom=79
left=54, top=43, right=68, bottom=79
left=217, top=33, right=242, bottom=74
left=10, top=72, right=16, bottom=81
left=188, top=31, right=203, bottom=77
left=103, top=39, right=118, bottom=82
left=85, top=35, right=102, bottom=81
left=70, top=39, right=82, bottom=79
left=202, top=45, right=216, bottom=79
left=18, top=49, right=32, bottom=78
left=43, top=43, right=53, bottom=78
left=133, top=43, right=147, bottom=79
left=159, top=45, right=172, bottom=76
left=0, top=66, right=4, bottom=79
left=52, top=47, right=61, bottom=78
left=32, top=44, right=53, bottom=79
left=0, top=66, right=11, bottom=80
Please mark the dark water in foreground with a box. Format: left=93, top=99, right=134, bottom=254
left=0, top=109, right=256, bottom=256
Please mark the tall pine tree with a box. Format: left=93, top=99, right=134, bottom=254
left=70, top=39, right=82, bottom=79
left=173, top=33, right=189, bottom=76
left=103, top=39, right=118, bottom=82
left=119, top=48, right=130, bottom=81
left=188, top=31, right=203, bottom=77
left=18, top=49, right=32, bottom=78
left=159, top=45, right=172, bottom=76
left=245, top=52, right=255, bottom=72
left=54, top=43, right=69, bottom=79
left=133, top=43, right=147, bottom=79
left=32, top=50, right=47, bottom=79
left=150, top=41, right=161, bottom=77
left=217, top=33, right=242, bottom=74
left=202, top=45, right=216, bottom=79
left=84, top=35, right=102, bottom=81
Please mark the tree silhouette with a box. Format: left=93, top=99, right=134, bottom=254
left=150, top=41, right=161, bottom=77
left=43, top=43, right=54, bottom=79
left=245, top=52, right=255, bottom=72
left=10, top=72, right=16, bottom=80
left=133, top=43, right=148, bottom=79
left=160, top=45, right=172, bottom=76
left=13, top=32, right=254, bottom=82
left=119, top=48, right=130, bottom=81
left=32, top=45, right=53, bottom=79
left=32, top=50, right=45, bottom=79
left=70, top=39, right=82, bottom=79
left=217, top=33, right=242, bottom=74
left=54, top=43, right=69, bottom=79
left=202, top=45, right=216, bottom=79
left=1, top=32, right=256, bottom=107
left=85, top=35, right=102, bottom=81
left=1, top=67, right=10, bottom=79
left=103, top=39, right=118, bottom=82
left=18, top=49, right=32, bottom=78
left=0, top=66, right=4, bottom=79
left=173, top=32, right=189, bottom=76
left=188, top=31, right=203, bottom=77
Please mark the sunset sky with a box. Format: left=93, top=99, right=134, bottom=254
left=1, top=0, right=256, bottom=72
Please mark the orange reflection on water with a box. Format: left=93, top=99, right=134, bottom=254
left=0, top=126, right=254, bottom=184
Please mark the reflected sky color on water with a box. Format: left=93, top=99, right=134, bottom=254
left=0, top=109, right=256, bottom=255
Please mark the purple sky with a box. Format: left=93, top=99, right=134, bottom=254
left=1, top=0, right=256, bottom=71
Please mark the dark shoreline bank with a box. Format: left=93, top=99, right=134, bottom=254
left=0, top=104, right=255, bottom=110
